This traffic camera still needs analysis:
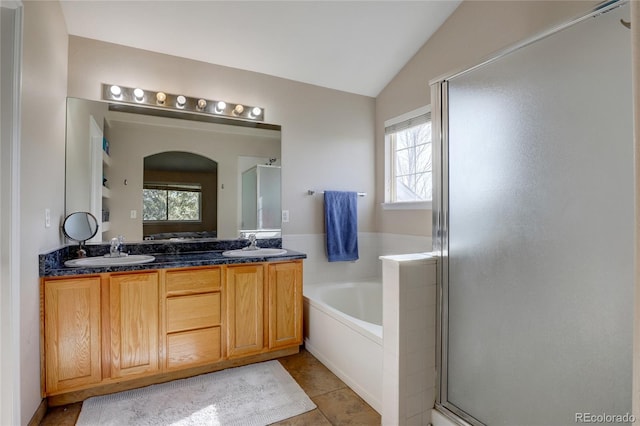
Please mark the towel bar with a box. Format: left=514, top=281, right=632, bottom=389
left=307, top=190, right=366, bottom=197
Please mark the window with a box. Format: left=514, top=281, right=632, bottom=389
left=384, top=106, right=432, bottom=209
left=143, top=183, right=202, bottom=222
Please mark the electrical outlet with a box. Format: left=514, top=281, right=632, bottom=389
left=282, top=210, right=289, bottom=223
left=130, top=210, right=137, bottom=219
left=45, top=208, right=51, bottom=228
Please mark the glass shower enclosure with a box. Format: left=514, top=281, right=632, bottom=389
left=241, top=164, right=282, bottom=233
left=431, top=1, right=633, bottom=424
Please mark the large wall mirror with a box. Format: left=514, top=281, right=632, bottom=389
left=65, top=98, right=281, bottom=243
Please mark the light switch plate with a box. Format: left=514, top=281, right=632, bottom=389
left=45, top=208, right=51, bottom=228
left=130, top=210, right=137, bottom=219
left=282, top=210, right=289, bottom=223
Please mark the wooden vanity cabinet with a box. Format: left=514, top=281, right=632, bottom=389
left=42, top=259, right=302, bottom=402
left=225, top=260, right=304, bottom=357
left=43, top=276, right=102, bottom=393
left=268, top=261, right=303, bottom=349
left=109, top=271, right=160, bottom=378
left=225, top=264, right=265, bottom=358
left=164, top=267, right=223, bottom=370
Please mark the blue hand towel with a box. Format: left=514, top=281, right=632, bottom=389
left=324, top=191, right=359, bottom=262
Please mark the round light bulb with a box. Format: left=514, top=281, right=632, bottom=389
left=133, top=88, right=144, bottom=101
left=251, top=107, right=262, bottom=117
left=234, top=104, right=244, bottom=115
left=216, top=101, right=226, bottom=112
left=176, top=95, right=187, bottom=107
left=109, top=85, right=122, bottom=97
left=197, top=99, right=207, bottom=110
left=156, top=92, right=166, bottom=104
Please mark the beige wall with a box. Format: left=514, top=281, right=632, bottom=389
left=67, top=37, right=377, bottom=238
left=375, top=0, right=599, bottom=236
left=20, top=0, right=68, bottom=423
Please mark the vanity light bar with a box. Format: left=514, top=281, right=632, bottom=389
left=101, top=84, right=265, bottom=122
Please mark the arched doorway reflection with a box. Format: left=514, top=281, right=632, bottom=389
left=143, top=151, right=218, bottom=240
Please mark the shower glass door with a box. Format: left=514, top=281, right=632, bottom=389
left=435, top=2, right=633, bottom=424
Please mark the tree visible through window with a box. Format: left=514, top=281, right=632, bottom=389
left=143, top=183, right=202, bottom=221
left=385, top=109, right=432, bottom=203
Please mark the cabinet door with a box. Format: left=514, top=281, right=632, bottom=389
left=226, top=264, right=264, bottom=358
left=44, top=277, right=102, bottom=393
left=109, top=272, right=159, bottom=378
left=268, top=262, right=303, bottom=349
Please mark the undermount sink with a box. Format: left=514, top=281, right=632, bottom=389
left=222, top=248, right=287, bottom=258
left=64, top=254, right=156, bottom=268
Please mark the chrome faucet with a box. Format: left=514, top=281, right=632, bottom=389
left=245, top=233, right=259, bottom=250
left=109, top=235, right=125, bottom=257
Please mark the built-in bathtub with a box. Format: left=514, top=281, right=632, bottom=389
left=303, top=279, right=383, bottom=413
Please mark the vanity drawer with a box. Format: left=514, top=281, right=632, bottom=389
left=166, top=293, right=221, bottom=333
left=166, top=327, right=222, bottom=369
left=165, top=268, right=221, bottom=295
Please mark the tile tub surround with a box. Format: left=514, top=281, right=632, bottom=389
left=283, top=233, right=432, bottom=284
left=381, top=252, right=437, bottom=426
left=39, top=238, right=307, bottom=277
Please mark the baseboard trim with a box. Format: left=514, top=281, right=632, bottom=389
left=27, top=398, right=47, bottom=426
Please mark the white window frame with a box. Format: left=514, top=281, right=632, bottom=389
left=383, top=105, right=432, bottom=210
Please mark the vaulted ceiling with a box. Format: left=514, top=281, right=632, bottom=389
left=60, top=1, right=461, bottom=97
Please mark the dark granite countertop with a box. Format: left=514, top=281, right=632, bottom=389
left=40, top=238, right=306, bottom=277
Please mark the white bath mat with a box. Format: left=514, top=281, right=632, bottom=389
left=76, top=360, right=316, bottom=426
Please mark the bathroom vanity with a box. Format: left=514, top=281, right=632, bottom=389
left=39, top=241, right=304, bottom=405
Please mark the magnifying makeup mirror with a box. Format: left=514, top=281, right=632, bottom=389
left=62, top=211, right=99, bottom=257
